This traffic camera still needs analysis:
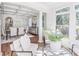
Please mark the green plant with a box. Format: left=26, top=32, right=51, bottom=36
left=44, top=30, right=63, bottom=42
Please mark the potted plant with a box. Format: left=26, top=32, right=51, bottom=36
left=44, top=30, right=63, bottom=51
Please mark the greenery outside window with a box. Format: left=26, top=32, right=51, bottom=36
left=56, top=14, right=69, bottom=25
left=56, top=25, right=69, bottom=37
left=56, top=7, right=69, bottom=37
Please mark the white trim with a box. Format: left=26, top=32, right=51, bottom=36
left=56, top=12, right=69, bottom=15
left=56, top=5, right=71, bottom=11
left=69, top=4, right=76, bottom=40
left=56, top=25, right=69, bottom=27
left=76, top=26, right=79, bottom=29
left=75, top=10, right=79, bottom=12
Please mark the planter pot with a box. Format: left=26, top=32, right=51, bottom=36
left=50, top=41, right=61, bottom=51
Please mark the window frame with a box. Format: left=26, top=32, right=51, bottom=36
left=56, top=7, right=70, bottom=37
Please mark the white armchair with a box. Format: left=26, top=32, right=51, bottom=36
left=10, top=39, right=33, bottom=56
left=19, top=34, right=38, bottom=55
left=10, top=34, right=38, bottom=56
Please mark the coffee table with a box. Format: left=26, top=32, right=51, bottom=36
left=35, top=44, right=73, bottom=56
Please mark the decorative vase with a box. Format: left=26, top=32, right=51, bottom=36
left=50, top=41, right=61, bottom=51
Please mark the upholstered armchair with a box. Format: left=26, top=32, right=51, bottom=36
left=10, top=34, right=38, bottom=56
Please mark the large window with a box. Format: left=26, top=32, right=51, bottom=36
left=56, top=7, right=70, bottom=37
left=75, top=5, right=79, bottom=40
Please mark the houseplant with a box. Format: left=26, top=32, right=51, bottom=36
left=44, top=30, right=63, bottom=51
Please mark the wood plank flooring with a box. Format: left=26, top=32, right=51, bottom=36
left=1, top=42, right=12, bottom=56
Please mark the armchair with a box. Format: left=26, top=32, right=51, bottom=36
left=10, top=34, right=38, bottom=56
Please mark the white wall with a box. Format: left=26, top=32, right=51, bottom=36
left=69, top=4, right=76, bottom=40
left=27, top=3, right=56, bottom=31
left=46, top=8, right=56, bottom=31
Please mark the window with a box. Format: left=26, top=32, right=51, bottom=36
left=56, top=14, right=69, bottom=25
left=75, top=5, right=79, bottom=10
left=76, top=12, right=79, bottom=25
left=75, top=4, right=79, bottom=40
left=56, top=7, right=70, bottom=37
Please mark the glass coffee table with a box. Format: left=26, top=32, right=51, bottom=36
left=35, top=43, right=73, bottom=56
left=43, top=48, right=72, bottom=56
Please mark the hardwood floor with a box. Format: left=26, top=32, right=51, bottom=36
left=1, top=42, right=12, bottom=56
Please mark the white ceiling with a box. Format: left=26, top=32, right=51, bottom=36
left=15, top=2, right=72, bottom=8
left=39, top=2, right=73, bottom=8
left=6, top=2, right=79, bottom=11
left=20, top=2, right=78, bottom=9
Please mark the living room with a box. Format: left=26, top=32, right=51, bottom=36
left=0, top=2, right=79, bottom=56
